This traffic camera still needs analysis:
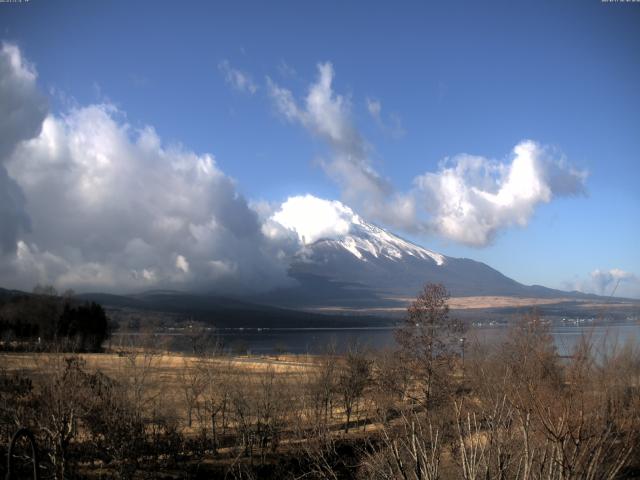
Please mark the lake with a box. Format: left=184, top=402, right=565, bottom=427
left=112, top=322, right=640, bottom=356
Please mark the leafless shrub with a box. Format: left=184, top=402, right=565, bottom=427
left=34, top=356, right=95, bottom=479
left=304, top=343, right=338, bottom=437
left=458, top=312, right=640, bottom=480
left=337, top=345, right=372, bottom=433
left=198, top=355, right=232, bottom=454
left=359, top=411, right=442, bottom=480
left=179, top=358, right=205, bottom=428
left=370, top=348, right=411, bottom=423
left=254, top=365, right=291, bottom=461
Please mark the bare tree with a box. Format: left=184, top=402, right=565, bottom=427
left=229, top=371, right=255, bottom=458
left=199, top=356, right=232, bottom=454
left=395, top=283, right=463, bottom=406
left=185, top=324, right=221, bottom=355
left=337, top=345, right=371, bottom=433
left=35, top=356, right=94, bottom=479
left=360, top=411, right=442, bottom=480
left=83, top=370, right=146, bottom=479
left=306, top=343, right=338, bottom=436
left=464, top=342, right=520, bottom=480
left=179, top=358, right=205, bottom=428
left=453, top=399, right=487, bottom=480
left=254, top=365, right=290, bottom=461
left=371, top=348, right=412, bottom=423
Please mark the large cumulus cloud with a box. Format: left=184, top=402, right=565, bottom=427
left=0, top=43, right=47, bottom=254
left=1, top=43, right=297, bottom=293
left=414, top=141, right=588, bottom=246
left=271, top=194, right=356, bottom=245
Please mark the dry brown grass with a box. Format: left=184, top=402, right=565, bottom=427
left=0, top=351, right=317, bottom=375
left=0, top=351, right=345, bottom=437
left=309, top=295, right=579, bottom=314
left=310, top=295, right=640, bottom=314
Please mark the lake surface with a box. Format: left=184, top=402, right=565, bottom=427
left=113, top=323, right=640, bottom=356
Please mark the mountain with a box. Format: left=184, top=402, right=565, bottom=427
left=75, top=290, right=391, bottom=329
left=260, top=200, right=588, bottom=309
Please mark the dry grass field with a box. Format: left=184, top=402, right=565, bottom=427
left=1, top=347, right=382, bottom=477
left=0, top=350, right=328, bottom=433
left=310, top=295, right=587, bottom=314
left=0, top=351, right=318, bottom=376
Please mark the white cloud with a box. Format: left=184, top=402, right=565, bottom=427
left=175, top=254, right=189, bottom=274
left=269, top=63, right=362, bottom=153
left=5, top=105, right=296, bottom=292
left=218, top=60, right=258, bottom=94
left=414, top=141, right=587, bottom=246
left=366, top=97, right=405, bottom=139
left=0, top=43, right=47, bottom=159
left=0, top=43, right=48, bottom=254
left=0, top=44, right=299, bottom=293
left=271, top=194, right=357, bottom=245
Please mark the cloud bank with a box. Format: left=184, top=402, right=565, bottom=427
left=0, top=43, right=47, bottom=254
left=1, top=43, right=296, bottom=293
left=268, top=63, right=588, bottom=247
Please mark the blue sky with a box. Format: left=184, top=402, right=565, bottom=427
left=1, top=0, right=639, bottom=296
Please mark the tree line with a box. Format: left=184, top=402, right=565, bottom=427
left=0, top=285, right=110, bottom=352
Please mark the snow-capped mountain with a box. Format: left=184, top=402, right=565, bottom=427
left=264, top=195, right=568, bottom=307
left=300, top=213, right=446, bottom=266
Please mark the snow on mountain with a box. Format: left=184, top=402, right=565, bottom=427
left=272, top=194, right=445, bottom=265
left=332, top=217, right=446, bottom=265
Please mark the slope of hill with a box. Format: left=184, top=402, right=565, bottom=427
left=76, top=290, right=392, bottom=329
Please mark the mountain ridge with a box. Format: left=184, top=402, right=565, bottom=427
left=266, top=206, right=592, bottom=308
